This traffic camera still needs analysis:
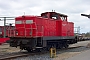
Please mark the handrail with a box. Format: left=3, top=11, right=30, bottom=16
left=9, top=22, right=44, bottom=38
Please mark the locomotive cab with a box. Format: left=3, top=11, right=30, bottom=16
left=41, top=12, right=67, bottom=21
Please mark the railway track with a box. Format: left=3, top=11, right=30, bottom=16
left=0, top=51, right=47, bottom=60
left=0, top=52, right=29, bottom=60
left=0, top=46, right=84, bottom=60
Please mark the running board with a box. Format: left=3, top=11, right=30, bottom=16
left=36, top=47, right=43, bottom=48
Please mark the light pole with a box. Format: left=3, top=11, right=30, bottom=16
left=4, top=17, right=6, bottom=38
left=0, top=17, right=15, bottom=38
left=81, top=14, right=90, bottom=18
left=74, top=26, right=81, bottom=35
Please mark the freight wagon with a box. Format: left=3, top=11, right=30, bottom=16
left=0, top=26, right=14, bottom=44
left=9, top=11, right=78, bottom=52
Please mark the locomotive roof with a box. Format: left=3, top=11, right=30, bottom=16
left=41, top=12, right=68, bottom=17
left=16, top=12, right=68, bottom=19
left=16, top=15, right=37, bottom=18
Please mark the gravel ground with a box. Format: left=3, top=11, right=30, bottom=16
left=0, top=43, right=21, bottom=53
left=13, top=46, right=90, bottom=60
left=0, top=40, right=90, bottom=60
left=13, top=41, right=90, bottom=60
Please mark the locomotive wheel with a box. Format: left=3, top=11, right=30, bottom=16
left=47, top=45, right=51, bottom=51
left=59, top=44, right=63, bottom=49
left=43, top=47, right=47, bottom=51
left=27, top=49, right=32, bottom=52
left=26, top=48, right=32, bottom=52
left=36, top=48, right=42, bottom=52
left=64, top=44, right=69, bottom=48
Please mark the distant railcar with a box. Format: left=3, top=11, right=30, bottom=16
left=9, top=11, right=77, bottom=52
left=0, top=26, right=14, bottom=44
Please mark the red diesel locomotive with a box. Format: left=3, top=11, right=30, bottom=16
left=9, top=11, right=77, bottom=52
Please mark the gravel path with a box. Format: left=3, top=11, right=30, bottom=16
left=13, top=41, right=90, bottom=60
left=0, top=41, right=90, bottom=60
left=0, top=43, right=21, bottom=54
left=12, top=46, right=90, bottom=60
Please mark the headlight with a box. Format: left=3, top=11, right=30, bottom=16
left=16, top=31, right=18, bottom=35
left=0, top=32, right=2, bottom=34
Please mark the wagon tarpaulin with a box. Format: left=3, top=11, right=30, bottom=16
left=0, top=38, right=10, bottom=45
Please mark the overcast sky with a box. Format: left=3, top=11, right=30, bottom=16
left=0, top=0, right=90, bottom=33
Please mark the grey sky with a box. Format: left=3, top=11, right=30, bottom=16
left=0, top=0, right=90, bottom=33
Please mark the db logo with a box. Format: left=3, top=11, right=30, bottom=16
left=62, top=24, right=66, bottom=26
